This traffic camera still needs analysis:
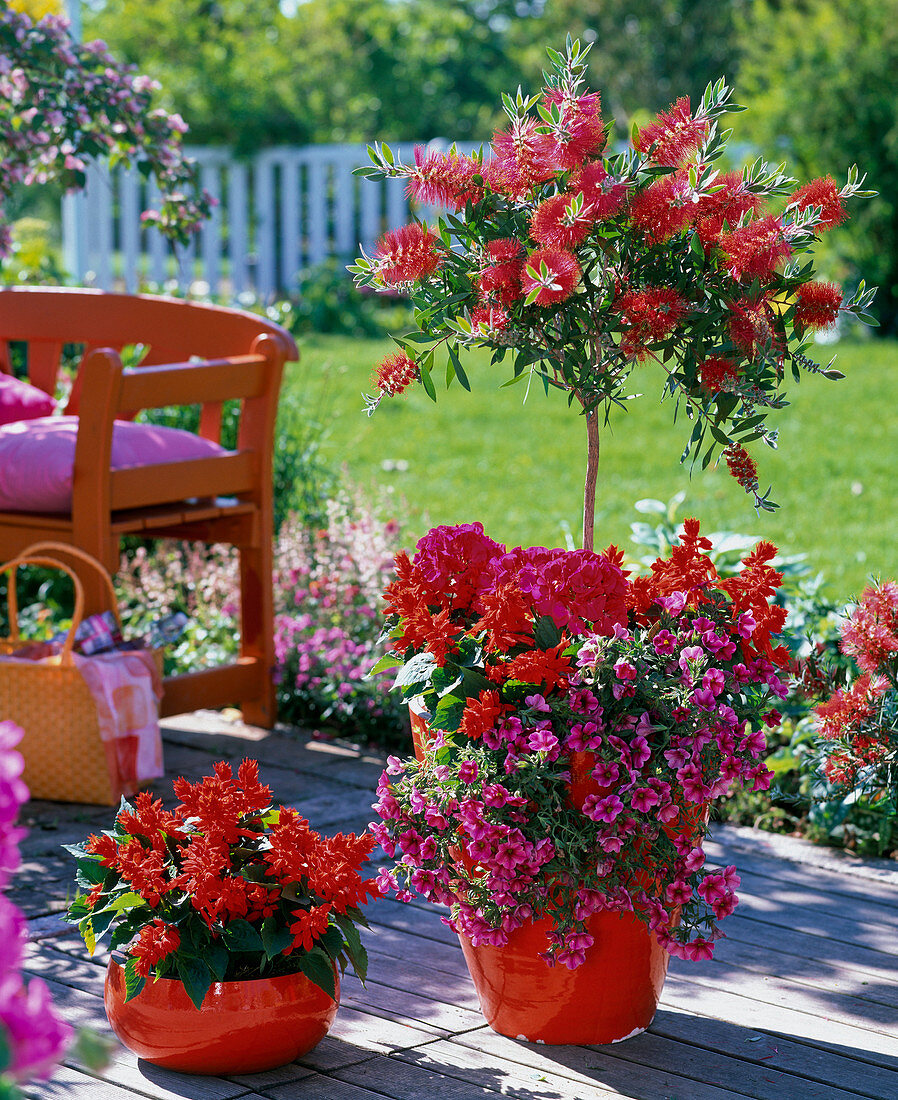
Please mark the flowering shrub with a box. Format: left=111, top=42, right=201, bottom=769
left=274, top=491, right=410, bottom=747
left=0, top=7, right=210, bottom=260
left=64, top=759, right=380, bottom=1009
left=351, top=39, right=875, bottom=543
left=0, top=722, right=71, bottom=1093
left=371, top=520, right=791, bottom=964
left=812, top=580, right=897, bottom=812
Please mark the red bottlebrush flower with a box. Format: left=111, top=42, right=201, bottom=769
left=460, top=689, right=510, bottom=741
left=728, top=296, right=783, bottom=362
left=719, top=216, right=792, bottom=282
left=615, top=287, right=688, bottom=359
left=542, top=88, right=606, bottom=169
left=840, top=580, right=898, bottom=673
left=815, top=675, right=877, bottom=741
left=372, top=351, right=419, bottom=397
left=788, top=176, right=847, bottom=231
left=530, top=193, right=593, bottom=249
left=699, top=356, right=741, bottom=394
left=569, top=161, right=630, bottom=221
left=471, top=304, right=510, bottom=334
left=634, top=97, right=710, bottom=168
left=406, top=146, right=484, bottom=211
left=521, top=247, right=581, bottom=306
left=486, top=116, right=558, bottom=200
left=723, top=443, right=759, bottom=494
left=174, top=759, right=271, bottom=847
left=694, top=171, right=764, bottom=249
left=131, top=920, right=181, bottom=979
left=628, top=170, right=696, bottom=244
left=478, top=238, right=525, bottom=305
left=792, top=281, right=842, bottom=329
left=373, top=223, right=443, bottom=285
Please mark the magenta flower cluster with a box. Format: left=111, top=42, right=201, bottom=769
left=0, top=8, right=210, bottom=259
left=0, top=722, right=71, bottom=1087
left=371, top=524, right=791, bottom=966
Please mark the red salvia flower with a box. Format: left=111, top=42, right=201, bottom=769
left=373, top=223, right=443, bottom=284
left=460, top=690, right=510, bottom=741
left=474, top=578, right=535, bottom=653
left=522, top=247, right=581, bottom=306
left=131, top=920, right=181, bottom=979
left=787, top=176, right=847, bottom=230
left=699, top=357, right=741, bottom=394
left=406, top=146, right=484, bottom=211
left=116, top=792, right=180, bottom=856
left=288, top=904, right=332, bottom=953
left=113, top=837, right=170, bottom=907
left=719, top=216, right=792, bottom=282
left=500, top=642, right=573, bottom=693
left=568, top=161, right=629, bottom=221
left=634, top=97, right=710, bottom=168
left=373, top=351, right=419, bottom=397
left=793, top=282, right=842, bottom=329
left=85, top=832, right=119, bottom=867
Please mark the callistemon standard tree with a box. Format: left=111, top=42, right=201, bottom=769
left=350, top=39, right=874, bottom=550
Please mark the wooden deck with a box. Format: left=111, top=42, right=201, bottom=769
left=17, top=713, right=898, bottom=1100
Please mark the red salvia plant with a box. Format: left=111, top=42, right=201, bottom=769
left=350, top=38, right=875, bottom=547
left=65, top=760, right=380, bottom=1008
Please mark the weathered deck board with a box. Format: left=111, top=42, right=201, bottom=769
left=17, top=714, right=898, bottom=1100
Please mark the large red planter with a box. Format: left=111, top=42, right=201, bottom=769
left=459, top=909, right=670, bottom=1045
left=105, top=957, right=339, bottom=1074
left=408, top=704, right=698, bottom=1045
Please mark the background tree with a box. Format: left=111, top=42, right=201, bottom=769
left=737, top=0, right=898, bottom=331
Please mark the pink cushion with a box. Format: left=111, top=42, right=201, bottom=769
left=0, top=416, right=228, bottom=513
left=0, top=375, right=56, bottom=425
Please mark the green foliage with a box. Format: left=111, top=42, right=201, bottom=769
left=285, top=260, right=414, bottom=338
left=0, top=217, right=67, bottom=286
left=738, top=0, right=898, bottom=331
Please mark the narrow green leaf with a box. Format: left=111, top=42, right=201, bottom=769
left=334, top=914, right=367, bottom=982
left=448, top=344, right=471, bottom=391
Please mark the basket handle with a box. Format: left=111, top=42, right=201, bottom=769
left=8, top=541, right=122, bottom=631
left=0, top=552, right=89, bottom=664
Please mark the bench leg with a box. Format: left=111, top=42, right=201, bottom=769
left=237, top=540, right=277, bottom=728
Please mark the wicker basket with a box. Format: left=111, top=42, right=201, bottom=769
left=0, top=542, right=153, bottom=804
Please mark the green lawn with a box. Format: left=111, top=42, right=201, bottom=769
left=284, top=333, right=897, bottom=605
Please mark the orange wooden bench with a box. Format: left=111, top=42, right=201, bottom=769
left=0, top=286, right=298, bottom=728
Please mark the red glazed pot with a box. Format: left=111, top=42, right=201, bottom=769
left=104, top=957, right=339, bottom=1074
left=459, top=909, right=670, bottom=1045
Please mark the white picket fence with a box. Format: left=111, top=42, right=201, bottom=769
left=61, top=141, right=479, bottom=300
